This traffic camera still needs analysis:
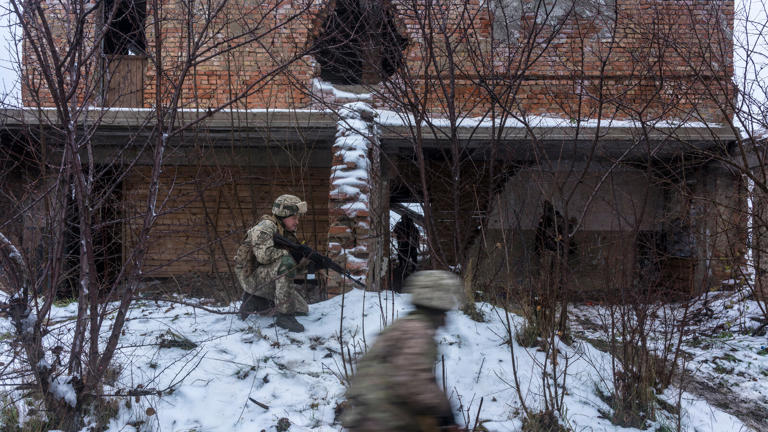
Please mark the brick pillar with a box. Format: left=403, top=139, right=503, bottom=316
left=327, top=101, right=379, bottom=292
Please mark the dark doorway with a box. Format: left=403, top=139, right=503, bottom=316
left=58, top=167, right=123, bottom=300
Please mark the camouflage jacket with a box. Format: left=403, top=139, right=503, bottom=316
left=236, top=215, right=298, bottom=296
left=342, top=311, right=454, bottom=431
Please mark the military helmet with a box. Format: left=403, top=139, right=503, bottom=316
left=405, top=270, right=464, bottom=311
left=272, top=194, right=308, bottom=217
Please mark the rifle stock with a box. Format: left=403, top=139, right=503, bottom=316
left=273, top=233, right=366, bottom=289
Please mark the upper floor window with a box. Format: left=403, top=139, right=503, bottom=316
left=311, top=0, right=407, bottom=86
left=103, top=0, right=146, bottom=55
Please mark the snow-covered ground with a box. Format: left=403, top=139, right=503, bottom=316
left=678, top=292, right=768, bottom=407
left=0, top=289, right=757, bottom=431
left=570, top=290, right=768, bottom=431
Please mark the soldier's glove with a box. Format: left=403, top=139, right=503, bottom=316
left=288, top=249, right=304, bottom=264
left=282, top=241, right=312, bottom=264
left=297, top=243, right=313, bottom=258
left=306, top=251, right=325, bottom=267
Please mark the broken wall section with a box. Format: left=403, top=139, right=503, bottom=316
left=469, top=159, right=744, bottom=301
left=687, top=162, right=746, bottom=291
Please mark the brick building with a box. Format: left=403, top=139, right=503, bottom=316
left=2, top=0, right=741, bottom=298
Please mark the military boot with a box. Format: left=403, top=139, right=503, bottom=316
left=239, top=294, right=273, bottom=320
left=276, top=314, right=305, bottom=332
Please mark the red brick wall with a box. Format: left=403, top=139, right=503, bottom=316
left=22, top=0, right=321, bottom=109
left=122, top=164, right=330, bottom=277
left=23, top=0, right=733, bottom=123
left=139, top=0, right=319, bottom=109
left=376, top=0, right=733, bottom=122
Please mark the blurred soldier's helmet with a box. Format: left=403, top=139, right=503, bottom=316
left=272, top=194, right=308, bottom=217
left=405, top=270, right=464, bottom=311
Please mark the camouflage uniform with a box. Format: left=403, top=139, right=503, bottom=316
left=235, top=195, right=310, bottom=323
left=342, top=271, right=464, bottom=431
left=342, top=311, right=454, bottom=431
left=236, top=214, right=308, bottom=316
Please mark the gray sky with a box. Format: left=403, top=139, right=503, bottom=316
left=734, top=0, right=768, bottom=137
left=0, top=0, right=20, bottom=106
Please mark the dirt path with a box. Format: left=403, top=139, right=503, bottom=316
left=680, top=373, right=768, bottom=432
left=569, top=314, right=767, bottom=432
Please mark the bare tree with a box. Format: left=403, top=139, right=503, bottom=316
left=0, top=0, right=316, bottom=428
left=297, top=0, right=741, bottom=428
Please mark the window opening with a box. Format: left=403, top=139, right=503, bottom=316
left=103, top=0, right=146, bottom=55
left=312, top=0, right=407, bottom=85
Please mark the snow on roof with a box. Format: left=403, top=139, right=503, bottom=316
left=376, top=109, right=722, bottom=129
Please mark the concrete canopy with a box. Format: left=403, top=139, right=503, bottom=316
left=0, top=108, right=738, bottom=162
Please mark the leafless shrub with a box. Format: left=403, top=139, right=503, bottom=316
left=0, top=0, right=316, bottom=428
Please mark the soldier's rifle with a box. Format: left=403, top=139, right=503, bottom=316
left=272, top=233, right=366, bottom=289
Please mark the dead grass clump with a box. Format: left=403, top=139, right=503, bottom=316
left=521, top=410, right=569, bottom=432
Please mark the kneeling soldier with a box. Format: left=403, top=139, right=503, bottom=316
left=234, top=194, right=310, bottom=332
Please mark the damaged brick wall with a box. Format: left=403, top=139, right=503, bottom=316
left=19, top=0, right=735, bottom=290
left=23, top=0, right=733, bottom=120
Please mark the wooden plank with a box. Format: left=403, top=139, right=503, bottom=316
left=104, top=55, right=146, bottom=108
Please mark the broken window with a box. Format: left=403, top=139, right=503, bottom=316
left=312, top=0, right=407, bottom=85
left=103, top=0, right=146, bottom=55
left=102, top=0, right=147, bottom=106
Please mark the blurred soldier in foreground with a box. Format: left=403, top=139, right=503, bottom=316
left=342, top=270, right=464, bottom=431
left=234, top=194, right=309, bottom=332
